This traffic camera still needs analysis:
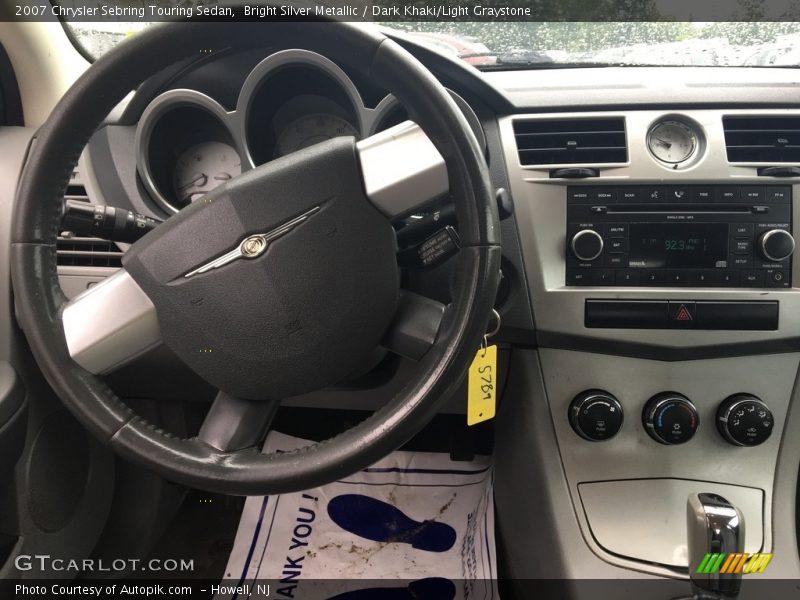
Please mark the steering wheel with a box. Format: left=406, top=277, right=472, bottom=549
left=10, top=21, right=500, bottom=495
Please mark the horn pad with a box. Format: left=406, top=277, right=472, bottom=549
left=123, top=138, right=398, bottom=399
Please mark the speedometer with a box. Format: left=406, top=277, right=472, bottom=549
left=172, top=141, right=241, bottom=206
left=275, top=114, right=358, bottom=157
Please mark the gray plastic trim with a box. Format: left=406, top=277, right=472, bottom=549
left=134, top=89, right=238, bottom=215
left=235, top=49, right=369, bottom=169
left=61, top=269, right=160, bottom=374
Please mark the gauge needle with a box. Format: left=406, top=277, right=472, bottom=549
left=213, top=173, right=233, bottom=182
left=178, top=173, right=208, bottom=191
left=654, top=137, right=672, bottom=149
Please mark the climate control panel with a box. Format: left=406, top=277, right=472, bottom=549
left=568, top=389, right=773, bottom=446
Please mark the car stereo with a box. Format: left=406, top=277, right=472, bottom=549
left=566, top=185, right=793, bottom=288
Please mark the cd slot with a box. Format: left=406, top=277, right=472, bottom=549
left=607, top=203, right=753, bottom=215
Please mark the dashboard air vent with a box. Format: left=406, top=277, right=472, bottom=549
left=513, top=117, right=627, bottom=166
left=57, top=184, right=123, bottom=268
left=723, top=116, right=800, bottom=163
left=57, top=236, right=124, bottom=268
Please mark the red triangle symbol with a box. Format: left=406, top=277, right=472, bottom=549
left=675, top=305, right=692, bottom=321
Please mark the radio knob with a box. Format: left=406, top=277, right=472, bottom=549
left=759, top=229, right=795, bottom=262
left=571, top=229, right=604, bottom=261
left=643, top=392, right=699, bottom=445
left=716, top=394, right=774, bottom=446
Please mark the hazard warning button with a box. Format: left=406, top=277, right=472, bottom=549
left=668, top=301, right=696, bottom=328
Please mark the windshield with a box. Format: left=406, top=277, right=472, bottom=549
left=65, top=21, right=800, bottom=68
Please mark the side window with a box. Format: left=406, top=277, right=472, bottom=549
left=0, top=42, right=23, bottom=126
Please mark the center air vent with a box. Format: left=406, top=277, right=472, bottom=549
left=57, top=184, right=123, bottom=268
left=513, top=117, right=627, bottom=166
left=723, top=115, right=800, bottom=163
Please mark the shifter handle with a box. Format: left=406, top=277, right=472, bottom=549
left=687, top=493, right=745, bottom=598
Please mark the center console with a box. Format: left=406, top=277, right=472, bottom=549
left=495, top=108, right=800, bottom=583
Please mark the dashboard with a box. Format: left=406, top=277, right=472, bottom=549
left=35, top=42, right=800, bottom=587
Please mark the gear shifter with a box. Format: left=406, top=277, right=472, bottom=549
left=687, top=493, right=745, bottom=598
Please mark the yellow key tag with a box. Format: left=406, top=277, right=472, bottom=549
left=467, top=344, right=497, bottom=425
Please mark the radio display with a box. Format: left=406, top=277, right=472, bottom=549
left=629, top=223, right=729, bottom=268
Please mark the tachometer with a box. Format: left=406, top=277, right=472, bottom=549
left=172, top=141, right=241, bottom=206
left=275, top=114, right=357, bottom=157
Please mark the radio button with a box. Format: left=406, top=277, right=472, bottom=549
left=615, top=270, right=641, bottom=285
left=591, top=188, right=617, bottom=203
left=608, top=238, right=628, bottom=253
left=715, top=187, right=740, bottom=203
left=692, top=187, right=714, bottom=202
left=642, top=271, right=665, bottom=285
left=731, top=237, right=753, bottom=254
left=719, top=271, right=740, bottom=286
left=666, top=270, right=690, bottom=286
left=731, top=254, right=753, bottom=268
left=766, top=186, right=791, bottom=203
left=689, top=270, right=719, bottom=286
left=641, top=187, right=666, bottom=202
left=566, top=269, right=592, bottom=285
left=618, top=188, right=644, bottom=203
left=592, top=270, right=615, bottom=285
left=741, top=270, right=765, bottom=286
left=742, top=186, right=765, bottom=202
left=606, top=223, right=628, bottom=236
left=733, top=223, right=755, bottom=237
left=667, top=186, right=691, bottom=201
left=603, top=254, right=627, bottom=268
left=753, top=205, right=770, bottom=214
left=568, top=188, right=592, bottom=203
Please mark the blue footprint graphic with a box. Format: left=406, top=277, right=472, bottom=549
left=327, top=494, right=456, bottom=552
left=326, top=577, right=456, bottom=600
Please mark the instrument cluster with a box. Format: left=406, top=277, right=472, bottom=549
left=135, top=49, right=409, bottom=214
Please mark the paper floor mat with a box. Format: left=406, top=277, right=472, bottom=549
left=218, top=432, right=497, bottom=599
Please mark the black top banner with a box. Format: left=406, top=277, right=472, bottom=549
left=3, top=0, right=800, bottom=22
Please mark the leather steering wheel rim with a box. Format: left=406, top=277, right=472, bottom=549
left=10, top=21, right=501, bottom=495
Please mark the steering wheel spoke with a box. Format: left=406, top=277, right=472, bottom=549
left=61, top=268, right=160, bottom=375
left=357, top=121, right=448, bottom=219
left=198, top=392, right=280, bottom=452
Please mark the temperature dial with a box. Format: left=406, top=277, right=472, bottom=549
left=643, top=392, right=699, bottom=445
left=570, top=229, right=604, bottom=262
left=568, top=390, right=624, bottom=441
left=716, top=394, right=774, bottom=447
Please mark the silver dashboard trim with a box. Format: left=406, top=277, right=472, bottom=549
left=498, top=108, right=800, bottom=351
left=357, top=121, right=448, bottom=218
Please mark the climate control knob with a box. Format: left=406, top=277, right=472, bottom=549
left=568, top=390, right=623, bottom=441
left=716, top=394, right=774, bottom=446
left=570, top=229, right=604, bottom=262
left=759, top=229, right=795, bottom=262
left=643, top=392, right=699, bottom=445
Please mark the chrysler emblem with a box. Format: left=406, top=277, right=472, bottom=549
left=183, top=206, right=320, bottom=278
